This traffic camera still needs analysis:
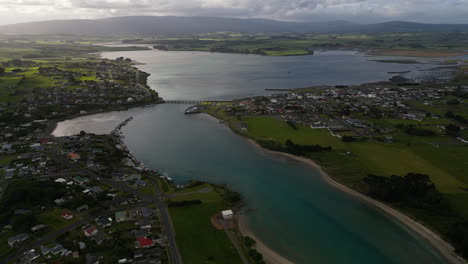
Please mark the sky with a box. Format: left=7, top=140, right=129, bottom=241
left=0, top=0, right=468, bottom=25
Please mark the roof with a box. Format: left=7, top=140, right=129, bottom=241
left=136, top=237, right=154, bottom=248
left=85, top=226, right=98, bottom=235
left=115, top=211, right=129, bottom=220
left=222, top=210, right=233, bottom=216
left=73, top=176, right=88, bottom=183
left=68, top=153, right=80, bottom=160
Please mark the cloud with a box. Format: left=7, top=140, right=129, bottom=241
left=0, top=0, right=467, bottom=25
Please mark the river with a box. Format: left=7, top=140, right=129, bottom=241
left=53, top=50, right=450, bottom=263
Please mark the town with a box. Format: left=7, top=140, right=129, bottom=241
left=208, top=80, right=468, bottom=143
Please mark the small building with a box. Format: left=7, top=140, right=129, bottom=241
left=77, top=204, right=89, bottom=213
left=221, top=210, right=234, bottom=220
left=7, top=233, right=29, bottom=247
left=25, top=249, right=41, bottom=261
left=68, top=153, right=81, bottom=161
left=73, top=176, right=89, bottom=185
left=31, top=224, right=48, bottom=232
left=134, top=179, right=147, bottom=188
left=50, top=244, right=64, bottom=255
left=136, top=237, right=154, bottom=249
left=95, top=217, right=112, bottom=227
left=136, top=219, right=152, bottom=229
left=82, top=224, right=98, bottom=237
left=115, top=211, right=131, bottom=222
left=14, top=209, right=32, bottom=215
left=55, top=178, right=67, bottom=184
left=61, top=212, right=74, bottom=220
left=40, top=245, right=50, bottom=255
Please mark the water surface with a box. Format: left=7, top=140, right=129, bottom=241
left=101, top=50, right=439, bottom=100
left=54, top=51, right=448, bottom=263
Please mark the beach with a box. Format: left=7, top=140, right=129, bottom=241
left=241, top=138, right=466, bottom=264
left=237, top=213, right=293, bottom=264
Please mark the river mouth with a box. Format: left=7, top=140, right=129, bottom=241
left=53, top=50, right=451, bottom=264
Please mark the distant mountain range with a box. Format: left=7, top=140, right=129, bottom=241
left=1, top=16, right=468, bottom=36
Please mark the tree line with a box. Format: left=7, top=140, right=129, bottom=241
left=256, top=139, right=332, bottom=156
left=364, top=173, right=468, bottom=259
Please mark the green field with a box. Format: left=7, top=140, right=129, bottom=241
left=168, top=184, right=242, bottom=264
left=128, top=32, right=468, bottom=58
left=236, top=115, right=468, bottom=207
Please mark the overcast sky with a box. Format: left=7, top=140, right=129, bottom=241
left=0, top=0, right=468, bottom=25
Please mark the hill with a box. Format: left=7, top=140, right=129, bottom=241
left=1, top=16, right=468, bottom=36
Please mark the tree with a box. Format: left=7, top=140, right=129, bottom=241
left=0, top=67, right=4, bottom=75
left=342, top=135, right=357, bottom=142
left=446, top=124, right=461, bottom=137
left=244, top=236, right=256, bottom=248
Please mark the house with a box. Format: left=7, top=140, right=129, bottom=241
left=68, top=153, right=81, bottom=161
left=134, top=179, right=147, bottom=188
left=31, top=224, right=48, bottom=232
left=61, top=212, right=74, bottom=220
left=86, top=253, right=102, bottom=264
left=7, top=233, right=29, bottom=247
left=90, top=186, right=104, bottom=194
left=138, top=207, right=153, bottom=218
left=95, top=217, right=112, bottom=227
left=134, top=229, right=151, bottom=238
left=55, top=178, right=67, bottom=184
left=30, top=143, right=43, bottom=150
left=14, top=209, right=32, bottom=215
left=55, top=198, right=66, bottom=206
left=73, top=176, right=89, bottom=185
left=25, top=249, right=41, bottom=261
left=40, top=245, right=50, bottom=255
left=136, top=237, right=154, bottom=248
left=136, top=219, right=152, bottom=229
left=115, top=211, right=131, bottom=222
left=221, top=210, right=234, bottom=220
left=82, top=224, right=98, bottom=237
left=77, top=204, right=89, bottom=213
left=123, top=174, right=141, bottom=182
left=4, top=169, right=15, bottom=179
left=50, top=244, right=64, bottom=255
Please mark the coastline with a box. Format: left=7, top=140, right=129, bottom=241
left=243, top=137, right=466, bottom=264
left=46, top=101, right=160, bottom=137
left=237, top=213, right=293, bottom=264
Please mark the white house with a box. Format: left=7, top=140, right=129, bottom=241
left=221, top=210, right=234, bottom=220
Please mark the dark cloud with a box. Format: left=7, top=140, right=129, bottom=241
left=0, top=0, right=467, bottom=25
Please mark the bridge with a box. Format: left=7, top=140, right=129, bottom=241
left=163, top=100, right=204, bottom=104
left=163, top=100, right=232, bottom=104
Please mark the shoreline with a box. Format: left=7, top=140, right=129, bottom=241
left=47, top=101, right=160, bottom=137
left=242, top=137, right=466, bottom=264
left=237, top=213, right=293, bottom=264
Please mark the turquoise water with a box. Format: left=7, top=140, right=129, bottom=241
left=54, top=51, right=448, bottom=263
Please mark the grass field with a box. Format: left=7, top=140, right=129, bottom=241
left=240, top=116, right=468, bottom=205
left=168, top=184, right=242, bottom=264
left=243, top=116, right=342, bottom=147
left=130, top=32, right=468, bottom=58
left=37, top=208, right=77, bottom=231
left=0, top=231, right=15, bottom=257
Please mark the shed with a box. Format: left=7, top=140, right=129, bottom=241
left=221, top=210, right=234, bottom=220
